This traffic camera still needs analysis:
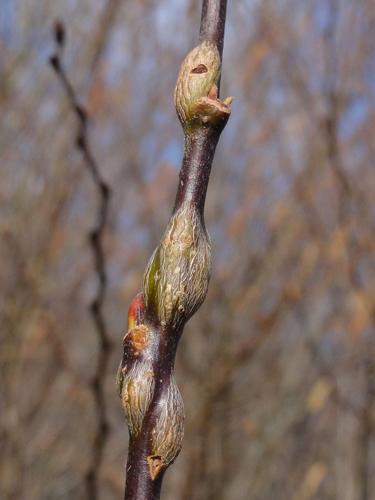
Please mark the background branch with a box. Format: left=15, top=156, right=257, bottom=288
left=49, top=21, right=112, bottom=500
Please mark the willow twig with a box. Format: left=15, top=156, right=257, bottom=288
left=49, top=21, right=112, bottom=500
left=117, top=1, right=232, bottom=499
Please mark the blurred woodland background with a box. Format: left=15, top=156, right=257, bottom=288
left=1, top=0, right=375, bottom=499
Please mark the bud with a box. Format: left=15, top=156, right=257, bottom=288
left=117, top=293, right=156, bottom=437
left=121, top=360, right=155, bottom=437
left=174, top=41, right=233, bottom=130
left=117, top=293, right=146, bottom=398
left=143, top=203, right=211, bottom=330
left=174, top=41, right=220, bottom=126
left=147, top=376, right=184, bottom=480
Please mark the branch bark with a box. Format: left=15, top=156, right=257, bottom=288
left=117, top=1, right=232, bottom=499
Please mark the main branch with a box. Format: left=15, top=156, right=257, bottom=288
left=118, top=2, right=232, bottom=499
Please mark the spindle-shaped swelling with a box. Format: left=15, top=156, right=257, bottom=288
left=144, top=203, right=211, bottom=330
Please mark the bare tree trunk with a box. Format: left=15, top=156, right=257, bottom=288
left=117, top=1, right=232, bottom=499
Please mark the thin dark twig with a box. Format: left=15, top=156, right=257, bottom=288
left=49, top=20, right=112, bottom=500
